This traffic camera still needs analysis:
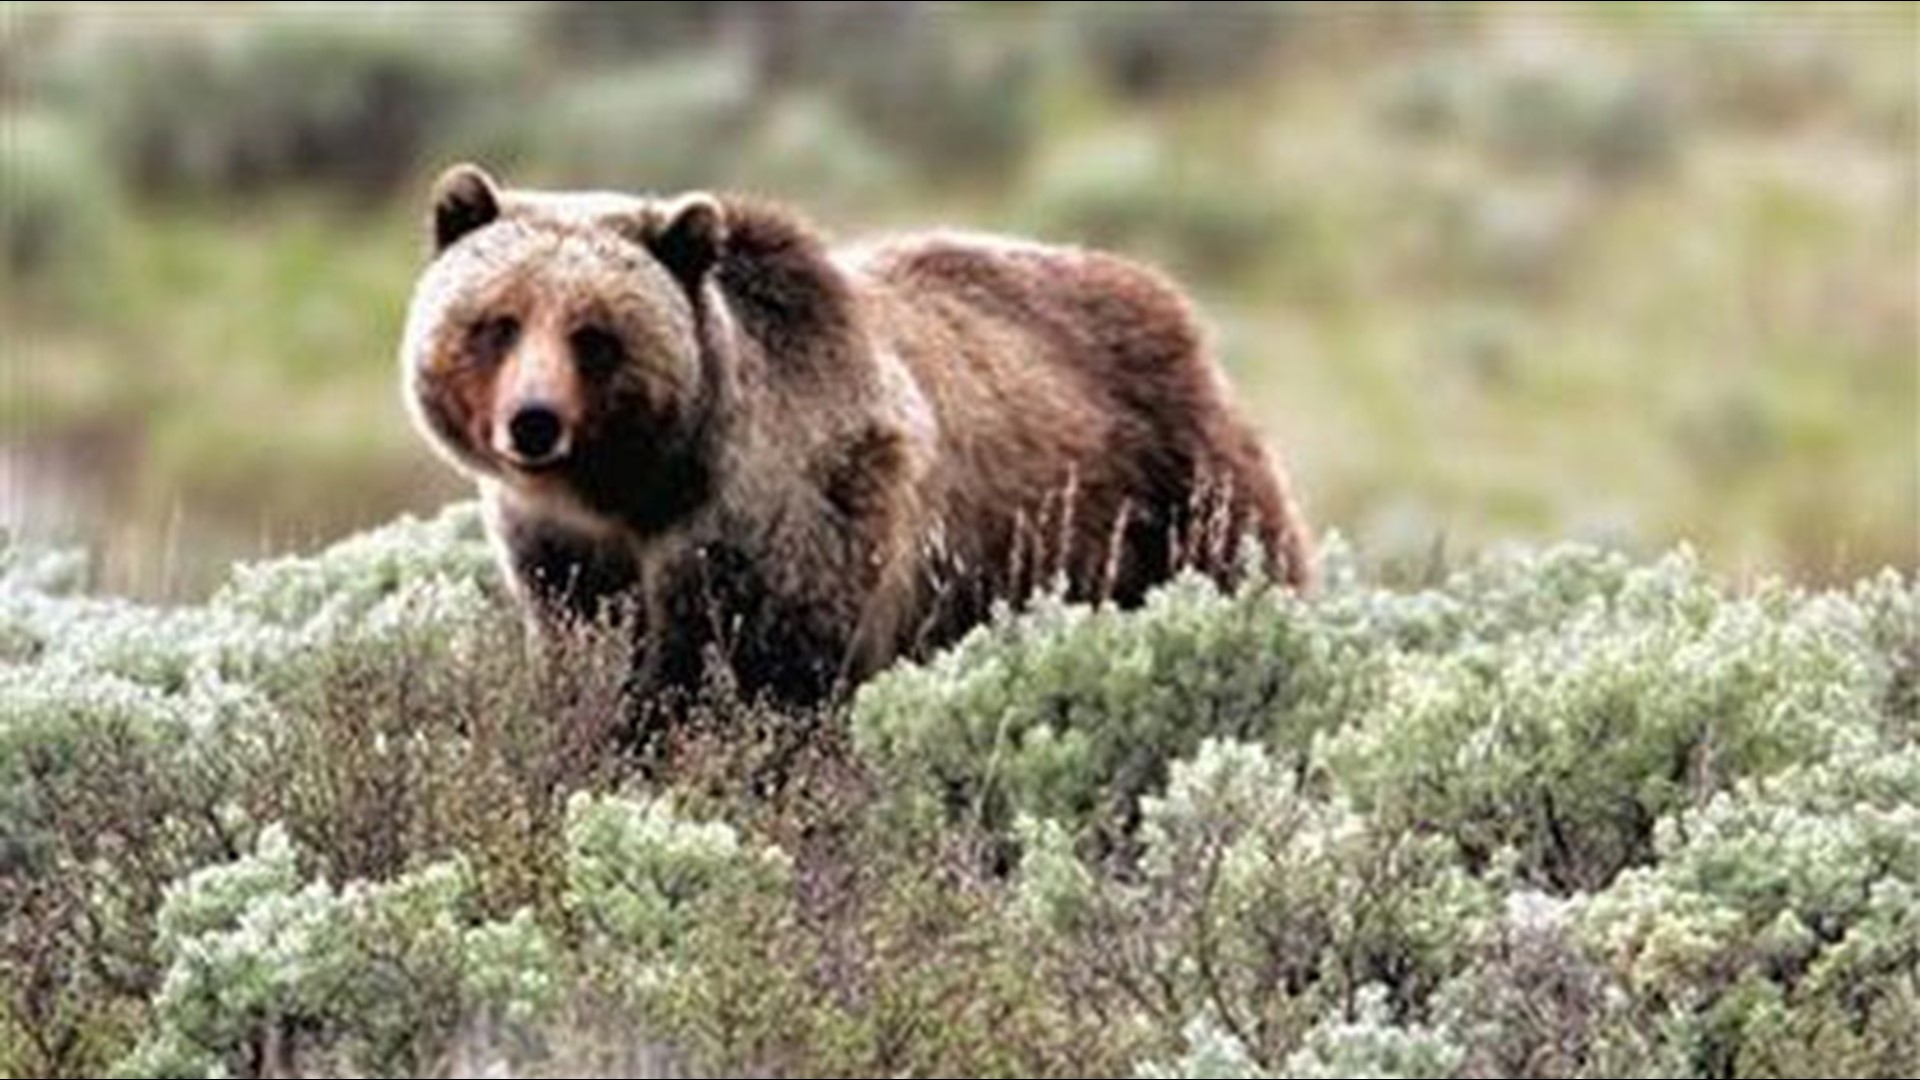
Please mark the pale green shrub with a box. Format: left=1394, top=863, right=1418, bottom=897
left=1281, top=985, right=1463, bottom=1079
left=4, top=513, right=1912, bottom=1077
left=212, top=502, right=493, bottom=632
left=853, top=573, right=1380, bottom=846
left=63, top=15, right=518, bottom=198
left=0, top=108, right=119, bottom=303
left=1016, top=739, right=1490, bottom=1067
left=1320, top=552, right=1898, bottom=890
left=1136, top=1017, right=1268, bottom=1080
left=119, top=826, right=559, bottom=1079
left=561, top=790, right=790, bottom=1000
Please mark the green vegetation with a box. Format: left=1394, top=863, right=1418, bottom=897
left=0, top=6, right=1912, bottom=1060
left=2, top=8, right=1914, bottom=1070
left=2, top=2, right=1913, bottom=595
left=2, top=507, right=1914, bottom=1077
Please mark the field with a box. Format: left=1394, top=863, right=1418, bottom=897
left=3, top=508, right=1915, bottom=1077
left=1, top=3, right=1917, bottom=1077
left=3, top=2, right=1913, bottom=592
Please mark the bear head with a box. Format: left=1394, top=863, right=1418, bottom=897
left=399, top=163, right=728, bottom=532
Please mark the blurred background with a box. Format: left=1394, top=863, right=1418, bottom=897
left=1, top=0, right=1914, bottom=598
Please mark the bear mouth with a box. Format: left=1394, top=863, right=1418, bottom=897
left=503, top=453, right=572, bottom=479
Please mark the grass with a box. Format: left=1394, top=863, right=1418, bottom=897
left=4, top=197, right=467, bottom=595
left=5, top=4, right=1911, bottom=597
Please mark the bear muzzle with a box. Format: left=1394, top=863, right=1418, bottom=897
left=490, top=331, right=585, bottom=471
left=496, top=401, right=573, bottom=469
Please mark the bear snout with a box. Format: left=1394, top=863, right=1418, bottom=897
left=498, top=402, right=571, bottom=467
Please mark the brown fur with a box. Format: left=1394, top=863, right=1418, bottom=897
left=401, top=166, right=1311, bottom=704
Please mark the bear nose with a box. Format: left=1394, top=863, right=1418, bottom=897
left=506, top=404, right=567, bottom=464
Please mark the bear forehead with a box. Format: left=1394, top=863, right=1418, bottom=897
left=463, top=213, right=649, bottom=272
left=431, top=216, right=682, bottom=309
left=405, top=220, right=695, bottom=360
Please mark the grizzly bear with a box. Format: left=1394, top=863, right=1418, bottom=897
left=401, top=164, right=1311, bottom=704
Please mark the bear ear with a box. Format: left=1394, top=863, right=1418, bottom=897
left=429, top=163, right=501, bottom=254
left=651, top=193, right=727, bottom=291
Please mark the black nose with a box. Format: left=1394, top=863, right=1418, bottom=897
left=508, top=405, right=565, bottom=463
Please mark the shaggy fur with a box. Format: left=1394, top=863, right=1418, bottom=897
left=401, top=165, right=1311, bottom=703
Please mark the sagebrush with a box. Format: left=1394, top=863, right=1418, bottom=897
left=1, top=506, right=1914, bottom=1077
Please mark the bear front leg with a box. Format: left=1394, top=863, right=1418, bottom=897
left=483, top=494, right=641, bottom=635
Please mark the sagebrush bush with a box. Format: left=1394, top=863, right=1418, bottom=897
left=2, top=510, right=1913, bottom=1077
left=511, top=54, right=758, bottom=195
left=0, top=109, right=119, bottom=301
left=119, top=791, right=796, bottom=1079
left=1379, top=46, right=1681, bottom=183
left=513, top=17, right=1030, bottom=195
left=120, top=825, right=558, bottom=1078
left=1022, top=128, right=1306, bottom=284
left=1058, top=1, right=1300, bottom=101
left=856, top=541, right=1917, bottom=1076
left=535, top=1, right=726, bottom=65
left=56, top=15, right=517, bottom=198
left=803, top=6, right=1038, bottom=183
left=562, top=790, right=790, bottom=993
left=1014, top=738, right=1490, bottom=1068
left=851, top=565, right=1379, bottom=852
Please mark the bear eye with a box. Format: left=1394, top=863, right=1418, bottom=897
left=570, top=325, right=625, bottom=379
left=467, top=316, right=519, bottom=364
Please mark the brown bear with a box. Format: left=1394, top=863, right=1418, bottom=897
left=400, top=164, right=1311, bottom=704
